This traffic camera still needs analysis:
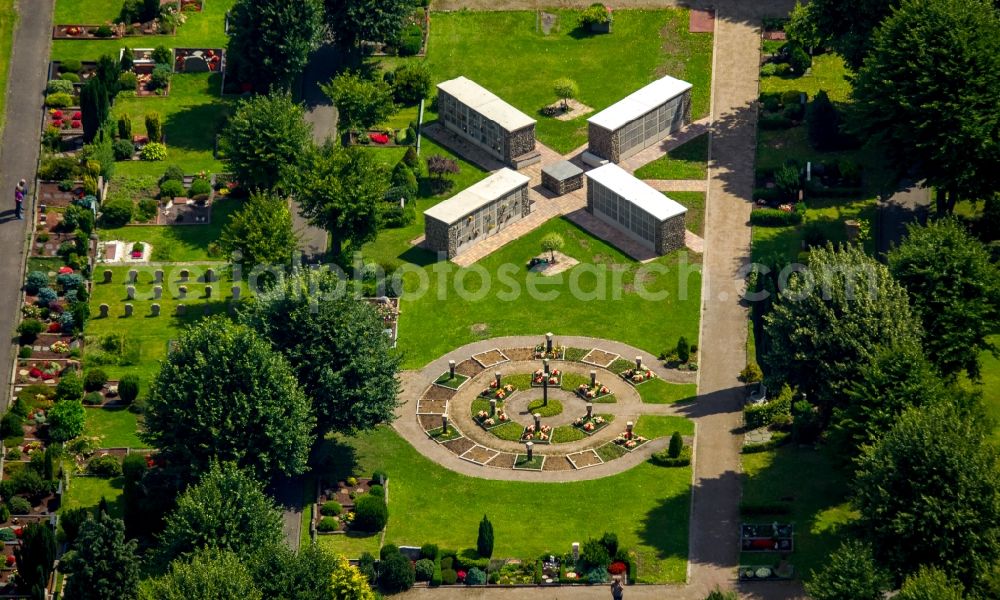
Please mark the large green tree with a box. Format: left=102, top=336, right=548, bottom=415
left=888, top=219, right=1000, bottom=379
left=325, top=0, right=412, bottom=48
left=851, top=0, right=1000, bottom=213
left=794, top=0, right=898, bottom=67
left=80, top=77, right=110, bottom=144
left=804, top=539, right=891, bottom=600
left=896, top=566, right=965, bottom=600
left=295, top=144, right=389, bottom=258
left=762, top=244, right=922, bottom=414
left=143, top=317, right=314, bottom=481
left=48, top=399, right=86, bottom=442
left=220, top=92, right=312, bottom=192
left=219, top=191, right=299, bottom=267
left=227, top=0, right=324, bottom=92
left=320, top=71, right=396, bottom=133
left=15, top=523, right=57, bottom=598
left=140, top=550, right=262, bottom=600
left=853, top=402, right=1000, bottom=587
left=249, top=544, right=343, bottom=600
left=238, top=269, right=401, bottom=436
left=159, top=462, right=283, bottom=563
left=62, top=513, right=139, bottom=600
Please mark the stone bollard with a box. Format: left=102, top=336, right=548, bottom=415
left=572, top=542, right=580, bottom=562
left=99, top=304, right=109, bottom=318
left=128, top=269, right=137, bottom=284
left=178, top=286, right=187, bottom=300
left=126, top=285, right=135, bottom=300
left=179, top=269, right=189, bottom=282
left=543, top=358, right=549, bottom=375
left=635, top=356, right=643, bottom=371
left=123, top=303, right=133, bottom=317
left=231, top=286, right=241, bottom=301
left=448, top=360, right=456, bottom=379
left=526, top=441, right=534, bottom=461
left=586, top=403, right=593, bottom=419
left=534, top=413, right=541, bottom=431
left=590, top=370, right=597, bottom=387
left=154, top=269, right=164, bottom=284
left=546, top=332, right=553, bottom=353
left=205, top=268, right=215, bottom=282
left=102, top=269, right=112, bottom=284
left=542, top=374, right=548, bottom=405
left=176, top=304, right=186, bottom=316
left=153, top=285, right=162, bottom=300
left=441, top=414, right=449, bottom=433
left=489, top=398, right=497, bottom=416
left=150, top=303, right=160, bottom=317
left=494, top=371, right=502, bottom=388
left=205, top=285, right=212, bottom=299
left=626, top=421, right=634, bottom=440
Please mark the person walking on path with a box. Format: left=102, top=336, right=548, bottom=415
left=13, top=179, right=26, bottom=220
left=611, top=576, right=624, bottom=600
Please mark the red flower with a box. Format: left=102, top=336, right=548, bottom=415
left=47, top=322, right=61, bottom=333
left=29, top=367, right=42, bottom=378
left=609, top=561, right=627, bottom=575
left=14, top=528, right=22, bottom=538
left=41, top=373, right=53, bottom=381
left=71, top=120, right=81, bottom=128
left=52, top=110, right=63, bottom=119
left=59, top=266, right=74, bottom=274
left=4, top=555, right=14, bottom=566
left=72, top=111, right=81, bottom=120
left=369, top=132, right=390, bottom=144
left=456, top=570, right=466, bottom=582
left=52, top=119, right=63, bottom=128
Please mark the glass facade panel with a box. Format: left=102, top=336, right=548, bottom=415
left=591, top=182, right=658, bottom=246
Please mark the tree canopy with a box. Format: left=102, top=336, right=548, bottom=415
left=793, top=0, right=899, bottom=67
left=227, top=0, right=324, bottom=92
left=143, top=317, right=314, bottom=481
left=888, top=218, right=1000, bottom=379
left=219, top=191, right=299, bottom=267
left=896, top=566, right=965, bottom=600
left=325, top=0, right=412, bottom=48
left=62, top=513, right=140, bottom=600
left=158, top=462, right=283, bottom=563
left=140, top=550, right=262, bottom=600
left=295, top=143, right=389, bottom=258
left=804, top=539, right=891, bottom=600
left=15, top=522, right=57, bottom=598
left=220, top=92, right=312, bottom=192
left=850, top=0, right=1000, bottom=212
left=249, top=544, right=349, bottom=600
left=238, top=268, right=401, bottom=436
left=321, top=71, right=396, bottom=133
left=48, top=399, right=86, bottom=442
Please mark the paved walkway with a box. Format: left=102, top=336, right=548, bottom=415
left=619, top=117, right=712, bottom=173
left=0, top=0, right=53, bottom=408
left=644, top=179, right=709, bottom=192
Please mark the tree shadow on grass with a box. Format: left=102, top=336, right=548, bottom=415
left=397, top=245, right=438, bottom=267
left=163, top=101, right=229, bottom=154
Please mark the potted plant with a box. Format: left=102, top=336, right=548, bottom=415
left=580, top=3, right=613, bottom=33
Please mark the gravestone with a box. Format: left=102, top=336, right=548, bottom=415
left=153, top=285, right=162, bottom=300
left=128, top=269, right=137, bottom=284
left=525, top=441, right=534, bottom=461
left=448, top=360, right=455, bottom=378
left=150, top=303, right=160, bottom=317
left=126, top=285, right=135, bottom=300
left=102, top=270, right=112, bottom=284
left=176, top=304, right=186, bottom=316
left=178, top=286, right=187, bottom=299
left=489, top=398, right=497, bottom=416
left=626, top=421, right=634, bottom=439
left=205, top=268, right=215, bottom=282
left=546, top=332, right=553, bottom=353
left=494, top=371, right=502, bottom=387
left=180, top=269, right=189, bottom=282
left=154, top=269, right=164, bottom=283
left=590, top=370, right=597, bottom=387
left=586, top=403, right=593, bottom=419
left=441, top=414, right=449, bottom=433
left=182, top=55, right=210, bottom=72
left=542, top=372, right=548, bottom=405
left=635, top=356, right=643, bottom=371
left=204, top=285, right=212, bottom=299
left=533, top=413, right=541, bottom=430
left=99, top=304, right=109, bottom=318
left=231, top=286, right=240, bottom=301
left=572, top=542, right=580, bottom=562
left=123, top=303, right=133, bottom=317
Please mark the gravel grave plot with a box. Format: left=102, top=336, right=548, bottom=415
left=542, top=456, right=575, bottom=471
left=487, top=452, right=517, bottom=469
left=582, top=349, right=620, bottom=368
left=417, top=399, right=449, bottom=414
left=423, top=385, right=457, bottom=402
left=419, top=414, right=444, bottom=431
left=503, top=347, right=535, bottom=361
left=567, top=449, right=604, bottom=469
left=473, top=349, right=509, bottom=368
left=443, top=437, right=475, bottom=456
left=462, top=444, right=500, bottom=465
left=456, top=359, right=485, bottom=377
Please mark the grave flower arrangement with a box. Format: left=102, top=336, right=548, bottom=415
left=577, top=382, right=612, bottom=399
left=5, top=555, right=14, bottom=566
left=481, top=383, right=515, bottom=400
left=50, top=341, right=69, bottom=354
left=369, top=132, right=390, bottom=145
left=533, top=368, right=561, bottom=385
left=622, top=368, right=656, bottom=384
left=522, top=424, right=551, bottom=441
left=475, top=409, right=509, bottom=428
left=614, top=432, right=648, bottom=450
left=572, top=414, right=608, bottom=435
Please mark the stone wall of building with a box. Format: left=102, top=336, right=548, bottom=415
left=425, top=216, right=454, bottom=258
left=655, top=213, right=687, bottom=255
left=542, top=171, right=584, bottom=195
left=588, top=123, right=618, bottom=162
left=506, top=126, right=537, bottom=163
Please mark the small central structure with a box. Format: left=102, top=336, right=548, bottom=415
left=436, top=76, right=540, bottom=169
left=424, top=168, right=532, bottom=259
left=586, top=75, right=693, bottom=164
left=586, top=163, right=687, bottom=255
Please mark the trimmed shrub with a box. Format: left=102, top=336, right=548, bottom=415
left=353, top=495, right=388, bottom=532
left=83, top=392, right=103, bottom=406
left=580, top=538, right=610, bottom=570
left=414, top=558, right=435, bottom=581
left=743, top=384, right=794, bottom=429
left=140, top=142, right=166, bottom=161
left=88, top=453, right=122, bottom=477
left=316, top=516, right=338, bottom=532
left=477, top=515, right=494, bottom=558
left=118, top=71, right=139, bottom=92
left=382, top=203, right=416, bottom=229
left=83, top=369, right=107, bottom=392
left=380, top=551, right=415, bottom=593
left=159, top=179, right=184, bottom=198
left=787, top=44, right=811, bottom=74
left=586, top=567, right=608, bottom=584
left=357, top=552, right=377, bottom=584
left=149, top=64, right=171, bottom=90
left=47, top=79, right=75, bottom=95
left=600, top=532, right=619, bottom=556
left=441, top=569, right=458, bottom=585
left=8, top=496, right=31, bottom=515
left=676, top=336, right=690, bottom=363
left=59, top=59, right=82, bottom=73
left=25, top=271, right=49, bottom=295
left=94, top=25, right=114, bottom=38
left=739, top=363, right=763, bottom=383
left=398, top=24, right=423, bottom=57
left=188, top=177, right=212, bottom=197
left=0, top=412, right=24, bottom=438
left=151, top=45, right=171, bottom=64
left=402, top=147, right=420, bottom=171
left=466, top=567, right=486, bottom=585
left=456, top=548, right=489, bottom=571
left=56, top=372, right=84, bottom=401
left=113, top=139, right=135, bottom=160
left=371, top=469, right=388, bottom=484
left=651, top=445, right=692, bottom=467
left=392, top=62, right=431, bottom=105
left=18, top=347, right=32, bottom=359
left=145, top=113, right=163, bottom=142
left=780, top=90, right=805, bottom=106
left=380, top=544, right=399, bottom=561
left=749, top=203, right=806, bottom=226
left=117, top=374, right=139, bottom=404
left=668, top=431, right=684, bottom=458
left=368, top=484, right=384, bottom=498
left=160, top=164, right=184, bottom=183
left=46, top=93, right=74, bottom=108
left=421, top=543, right=439, bottom=559
left=100, top=198, right=133, bottom=227
left=320, top=501, right=342, bottom=516
left=60, top=72, right=81, bottom=83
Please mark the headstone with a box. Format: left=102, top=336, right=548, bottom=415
left=590, top=370, right=597, bottom=387
left=626, top=421, right=634, bottom=439
left=533, top=413, right=541, bottom=430
left=546, top=332, right=553, bottom=353
left=150, top=303, right=160, bottom=317
left=494, top=371, right=501, bottom=387
left=180, top=269, right=189, bottom=282
left=102, top=269, right=112, bottom=284
left=204, top=285, right=212, bottom=299
left=542, top=374, right=548, bottom=405
left=635, top=356, right=643, bottom=371
left=178, top=286, right=187, bottom=299
left=126, top=285, right=135, bottom=300
left=489, top=398, right=497, bottom=416
left=99, top=303, right=109, bottom=318
left=586, top=403, right=593, bottom=419
left=128, top=269, right=137, bottom=284
left=176, top=304, right=186, bottom=316
left=525, top=441, right=534, bottom=460
left=153, top=285, right=162, bottom=300
left=572, top=542, right=580, bottom=562
left=154, top=269, right=164, bottom=283
left=231, top=286, right=240, bottom=301
left=205, top=268, right=215, bottom=282
left=448, top=360, right=456, bottom=379
left=123, top=303, right=133, bottom=317
left=543, top=358, right=549, bottom=374
left=441, top=414, right=449, bottom=433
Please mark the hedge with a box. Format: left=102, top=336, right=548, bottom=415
left=743, top=385, right=793, bottom=429
left=742, top=431, right=791, bottom=454
left=749, top=203, right=805, bottom=226
left=650, top=446, right=692, bottom=467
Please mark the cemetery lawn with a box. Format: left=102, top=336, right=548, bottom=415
left=61, top=475, right=125, bottom=518
left=395, top=218, right=702, bottom=369
left=83, top=407, right=144, bottom=448
left=97, top=196, right=240, bottom=261
left=669, top=191, right=705, bottom=237
left=0, top=0, right=15, bottom=135
left=638, top=379, right=698, bottom=404
left=634, top=134, right=709, bottom=180
left=416, top=9, right=712, bottom=153
left=751, top=196, right=878, bottom=263
left=319, top=427, right=692, bottom=583
left=760, top=53, right=852, bottom=103
left=633, top=415, right=695, bottom=438
left=51, top=0, right=235, bottom=62
left=741, top=446, right=856, bottom=579
left=973, top=334, right=1000, bottom=443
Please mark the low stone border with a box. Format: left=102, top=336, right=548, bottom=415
left=581, top=348, right=620, bottom=368
left=473, top=348, right=509, bottom=368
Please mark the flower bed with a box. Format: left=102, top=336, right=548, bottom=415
left=621, top=368, right=657, bottom=385
left=479, top=383, right=515, bottom=401
left=473, top=409, right=511, bottom=430
left=531, top=368, right=561, bottom=387
left=576, top=382, right=612, bottom=401
left=533, top=343, right=565, bottom=359
left=16, top=359, right=75, bottom=384
left=738, top=563, right=795, bottom=581
left=52, top=24, right=124, bottom=40
left=740, top=523, right=794, bottom=552
left=521, top=424, right=552, bottom=444
left=45, top=109, right=83, bottom=134
left=572, top=414, right=610, bottom=436
left=612, top=431, right=648, bottom=452
left=173, top=48, right=223, bottom=73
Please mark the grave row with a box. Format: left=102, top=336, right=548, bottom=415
left=101, top=267, right=220, bottom=284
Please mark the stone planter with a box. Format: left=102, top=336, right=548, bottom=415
left=589, top=21, right=612, bottom=33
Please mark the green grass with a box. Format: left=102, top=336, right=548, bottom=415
left=761, top=53, right=853, bottom=103
left=83, top=406, right=144, bottom=448
left=434, top=372, right=469, bottom=389
left=633, top=415, right=694, bottom=438
left=751, top=196, right=879, bottom=263
left=638, top=379, right=697, bottom=404
left=52, top=0, right=236, bottom=61
left=61, top=475, right=125, bottom=518
left=976, top=334, right=999, bottom=442
left=97, top=197, right=240, bottom=261
left=551, top=425, right=586, bottom=443
left=514, top=454, right=544, bottom=470
left=396, top=218, right=701, bottom=369
left=669, top=191, right=705, bottom=237
left=634, top=134, right=709, bottom=180
left=526, top=398, right=563, bottom=418
left=318, top=427, right=691, bottom=582
left=413, top=9, right=712, bottom=153
left=741, top=446, right=856, bottom=579
left=490, top=421, right=526, bottom=442
left=0, top=0, right=17, bottom=135
left=316, top=531, right=382, bottom=559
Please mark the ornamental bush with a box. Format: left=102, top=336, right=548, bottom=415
left=398, top=24, right=423, bottom=57
left=46, top=93, right=74, bottom=108
left=84, top=392, right=103, bottom=406
left=188, top=177, right=212, bottom=197
left=119, top=71, right=139, bottom=92
left=320, top=500, right=342, bottom=516
left=117, top=374, right=139, bottom=404
left=421, top=543, right=439, bottom=559
left=48, top=399, right=86, bottom=442
left=47, top=79, right=75, bottom=95
left=668, top=431, right=684, bottom=458
left=743, top=384, right=794, bottom=429
left=151, top=46, right=172, bottom=64
left=59, top=59, right=82, bottom=73
left=25, top=271, right=49, bottom=295
left=317, top=516, right=338, bottom=532
left=749, top=203, right=806, bottom=226
left=466, top=567, right=486, bottom=585
left=352, top=495, right=388, bottom=532
left=441, top=568, right=458, bottom=585
left=100, top=198, right=133, bottom=227
left=391, top=62, right=431, bottom=105
left=580, top=3, right=612, bottom=27
left=161, top=164, right=184, bottom=183
left=141, top=142, right=167, bottom=161
left=368, top=484, right=384, bottom=498
left=581, top=538, right=611, bottom=570
left=35, top=287, right=58, bottom=307
left=88, top=453, right=122, bottom=477
left=83, top=369, right=108, bottom=392
left=113, top=139, right=135, bottom=160
left=150, top=64, right=171, bottom=90
left=56, top=372, right=85, bottom=401
left=159, top=179, right=184, bottom=198
left=16, top=320, right=43, bottom=344
left=414, top=558, right=435, bottom=581
left=60, top=72, right=80, bottom=83
left=145, top=113, right=163, bottom=142
left=379, top=551, right=415, bottom=593
left=8, top=496, right=31, bottom=515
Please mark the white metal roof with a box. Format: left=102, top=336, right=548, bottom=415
left=424, top=168, right=531, bottom=225
left=437, top=77, right=536, bottom=132
left=588, top=75, right=693, bottom=131
left=586, top=163, right=687, bottom=222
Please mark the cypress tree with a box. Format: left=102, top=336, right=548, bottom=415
left=477, top=515, right=494, bottom=558
left=80, top=78, right=109, bottom=143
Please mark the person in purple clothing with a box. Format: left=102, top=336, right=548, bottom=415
left=14, top=179, right=26, bottom=220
